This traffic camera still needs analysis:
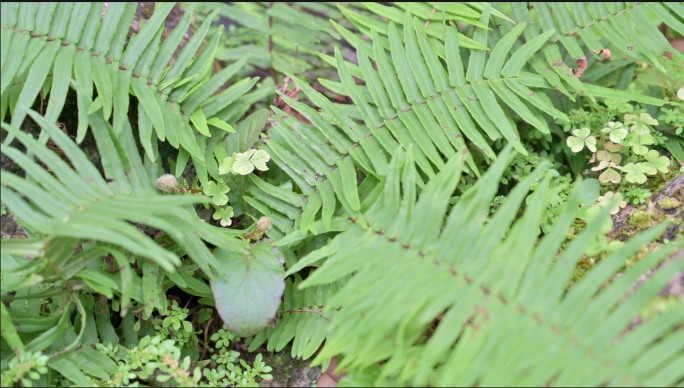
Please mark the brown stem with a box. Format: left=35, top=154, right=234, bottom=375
left=200, top=317, right=214, bottom=361
left=243, top=229, right=264, bottom=240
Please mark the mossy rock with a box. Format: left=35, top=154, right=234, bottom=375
left=259, top=348, right=322, bottom=387
left=609, top=173, right=683, bottom=242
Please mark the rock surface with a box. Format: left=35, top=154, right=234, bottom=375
left=259, top=350, right=322, bottom=387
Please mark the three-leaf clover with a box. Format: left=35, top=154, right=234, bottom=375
left=604, top=141, right=624, bottom=152
left=592, top=159, right=622, bottom=184
left=567, top=128, right=597, bottom=153
left=213, top=206, right=234, bottom=227
left=642, top=150, right=670, bottom=174
left=232, top=149, right=270, bottom=175
left=601, top=121, right=628, bottom=143
left=597, top=191, right=627, bottom=215
left=624, top=113, right=658, bottom=136
left=605, top=98, right=633, bottom=113
left=625, top=133, right=654, bottom=155
left=596, top=150, right=623, bottom=166
left=621, top=163, right=651, bottom=184
left=219, top=154, right=236, bottom=175
left=204, top=180, right=230, bottom=206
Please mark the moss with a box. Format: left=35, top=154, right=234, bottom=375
left=265, top=351, right=294, bottom=386
left=568, top=253, right=604, bottom=288
left=628, top=210, right=666, bottom=230
left=658, top=196, right=681, bottom=210
left=639, top=295, right=681, bottom=321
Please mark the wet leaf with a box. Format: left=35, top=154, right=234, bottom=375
left=211, top=241, right=286, bottom=337
left=579, top=178, right=600, bottom=207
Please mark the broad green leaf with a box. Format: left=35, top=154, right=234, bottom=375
left=579, top=178, right=600, bottom=207
left=211, top=241, right=286, bottom=337
left=190, top=108, right=211, bottom=137
left=207, top=117, right=235, bottom=133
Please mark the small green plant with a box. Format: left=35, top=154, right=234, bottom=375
left=154, top=301, right=199, bottom=348
left=623, top=186, right=653, bottom=205
left=657, top=104, right=684, bottom=135
left=569, top=111, right=672, bottom=186
left=0, top=352, right=50, bottom=387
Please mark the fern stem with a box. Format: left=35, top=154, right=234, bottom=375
left=277, top=309, right=331, bottom=322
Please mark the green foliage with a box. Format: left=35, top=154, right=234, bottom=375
left=623, top=186, right=654, bottom=205
left=194, top=2, right=350, bottom=76
left=2, top=2, right=684, bottom=387
left=286, top=146, right=683, bottom=386
left=210, top=240, right=286, bottom=337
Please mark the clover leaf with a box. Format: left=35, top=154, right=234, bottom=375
left=605, top=98, right=633, bottom=113
left=566, top=128, right=597, bottom=153
left=601, top=121, right=628, bottom=143
left=642, top=150, right=670, bottom=174
left=232, top=149, right=270, bottom=175
left=591, top=160, right=622, bottom=184
left=597, top=191, right=627, bottom=215
left=213, top=206, right=234, bottom=227
left=219, top=155, right=235, bottom=175
left=625, top=133, right=654, bottom=155
left=621, top=163, right=650, bottom=184
left=604, top=141, right=624, bottom=152
left=204, top=181, right=230, bottom=206
left=624, top=113, right=657, bottom=136
left=596, top=150, right=622, bottom=166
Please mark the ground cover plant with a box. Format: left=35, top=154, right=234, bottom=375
left=1, top=2, right=683, bottom=387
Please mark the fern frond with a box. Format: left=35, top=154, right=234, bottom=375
left=246, top=273, right=346, bottom=360
left=283, top=144, right=683, bottom=386
left=245, top=3, right=671, bottom=236
left=201, top=2, right=349, bottom=75
left=0, top=109, right=246, bottom=277
left=1, top=2, right=258, bottom=166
